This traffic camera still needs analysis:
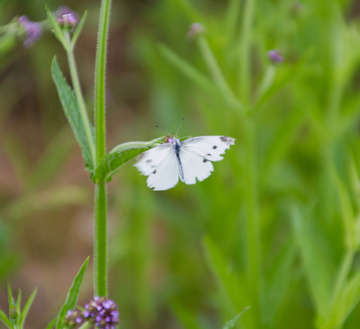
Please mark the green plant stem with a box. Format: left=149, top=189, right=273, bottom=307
left=95, top=181, right=107, bottom=297
left=64, top=33, right=95, bottom=164
left=78, top=321, right=93, bottom=329
left=93, top=0, right=112, bottom=298
left=244, top=117, right=261, bottom=318
left=94, top=0, right=111, bottom=168
left=196, top=35, right=244, bottom=114
left=239, top=0, right=256, bottom=108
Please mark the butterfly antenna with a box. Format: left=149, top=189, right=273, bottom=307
left=176, top=117, right=185, bottom=137
left=155, top=124, right=171, bottom=135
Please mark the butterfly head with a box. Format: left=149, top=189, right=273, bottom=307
left=167, top=136, right=180, bottom=144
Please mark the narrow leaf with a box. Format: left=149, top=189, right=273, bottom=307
left=15, top=289, right=21, bottom=327
left=222, top=307, right=250, bottom=329
left=45, top=317, right=57, bottom=329
left=97, top=136, right=165, bottom=182
left=291, top=205, right=336, bottom=319
left=19, top=288, right=37, bottom=327
left=46, top=6, right=69, bottom=50
left=51, top=58, right=94, bottom=173
left=0, top=310, right=13, bottom=329
left=71, top=11, right=88, bottom=48
left=328, top=270, right=360, bottom=328
left=55, top=257, right=89, bottom=329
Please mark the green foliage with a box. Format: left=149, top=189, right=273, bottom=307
left=0, top=286, right=37, bottom=329
left=51, top=57, right=95, bottom=174
left=222, top=308, right=250, bottom=329
left=55, top=257, right=89, bottom=329
left=96, top=136, right=165, bottom=182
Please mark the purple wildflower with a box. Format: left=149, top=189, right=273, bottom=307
left=83, top=297, right=120, bottom=329
left=18, top=16, right=43, bottom=48
left=268, top=49, right=283, bottom=64
left=54, top=6, right=79, bottom=30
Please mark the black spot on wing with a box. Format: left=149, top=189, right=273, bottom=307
left=207, top=153, right=211, bottom=156
left=146, top=159, right=152, bottom=163
left=153, top=170, right=156, bottom=174
left=220, top=136, right=228, bottom=142
left=203, top=159, right=208, bottom=163
left=213, top=145, right=217, bottom=149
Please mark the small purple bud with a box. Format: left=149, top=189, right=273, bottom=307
left=96, top=315, right=102, bottom=322
left=105, top=316, right=112, bottom=323
left=18, top=16, right=43, bottom=48
left=94, top=296, right=100, bottom=301
left=268, top=50, right=283, bottom=64
left=85, top=303, right=89, bottom=310
left=168, top=138, right=174, bottom=144
left=83, top=310, right=90, bottom=317
left=66, top=310, right=73, bottom=317
left=91, top=312, right=96, bottom=317
left=188, top=23, right=205, bottom=39
left=99, top=309, right=106, bottom=316
left=110, top=310, right=119, bottom=318
left=97, top=305, right=103, bottom=311
left=54, top=6, right=79, bottom=29
left=76, top=317, right=82, bottom=323
left=102, top=300, right=114, bottom=310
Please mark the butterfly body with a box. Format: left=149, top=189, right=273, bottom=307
left=135, top=136, right=235, bottom=191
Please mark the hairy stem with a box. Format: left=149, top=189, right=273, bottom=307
left=93, top=0, right=112, bottom=298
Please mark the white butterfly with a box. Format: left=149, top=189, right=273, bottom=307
left=134, top=135, right=235, bottom=191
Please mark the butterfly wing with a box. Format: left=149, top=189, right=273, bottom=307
left=179, top=136, right=235, bottom=185
left=134, top=144, right=179, bottom=191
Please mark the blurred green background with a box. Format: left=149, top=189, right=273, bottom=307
left=2, top=0, right=360, bottom=328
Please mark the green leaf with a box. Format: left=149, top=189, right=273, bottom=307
left=45, top=317, right=57, bottom=329
left=0, top=309, right=13, bottom=329
left=46, top=5, right=69, bottom=50
left=71, top=11, right=88, bottom=49
left=95, top=136, right=165, bottom=182
left=222, top=307, right=250, bottom=329
left=15, top=289, right=21, bottom=327
left=291, top=205, right=336, bottom=319
left=326, top=270, right=360, bottom=328
left=51, top=58, right=95, bottom=173
left=55, top=257, right=89, bottom=329
left=7, top=284, right=16, bottom=325
left=19, top=288, right=37, bottom=328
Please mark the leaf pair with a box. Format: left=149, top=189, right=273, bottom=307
left=0, top=285, right=36, bottom=329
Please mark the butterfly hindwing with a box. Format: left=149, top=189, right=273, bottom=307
left=134, top=144, right=179, bottom=191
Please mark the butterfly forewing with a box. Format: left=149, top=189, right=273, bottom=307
left=181, top=136, right=235, bottom=162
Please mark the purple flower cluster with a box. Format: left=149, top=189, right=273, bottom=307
left=54, top=6, right=79, bottom=30
left=18, top=16, right=43, bottom=48
left=268, top=49, right=283, bottom=64
left=83, top=297, right=120, bottom=329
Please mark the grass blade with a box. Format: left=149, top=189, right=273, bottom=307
left=55, top=257, right=89, bottom=329
left=19, top=288, right=37, bottom=327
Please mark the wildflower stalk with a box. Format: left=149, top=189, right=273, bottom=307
left=64, top=32, right=95, bottom=163
left=196, top=35, right=244, bottom=114
left=94, top=0, right=112, bottom=298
